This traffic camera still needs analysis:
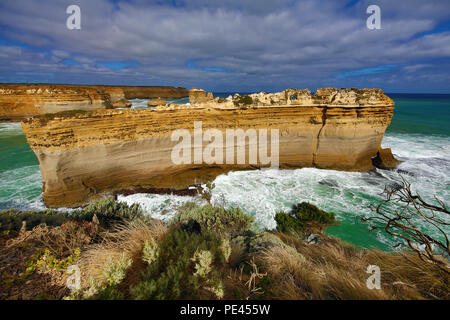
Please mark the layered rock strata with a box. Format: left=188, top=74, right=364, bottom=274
left=121, top=86, right=188, bottom=99
left=22, top=88, right=396, bottom=208
left=0, top=84, right=188, bottom=121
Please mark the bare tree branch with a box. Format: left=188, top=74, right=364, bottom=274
left=361, top=176, right=450, bottom=274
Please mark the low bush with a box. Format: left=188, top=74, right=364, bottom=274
left=0, top=209, right=68, bottom=232
left=274, top=211, right=304, bottom=234
left=129, top=229, right=228, bottom=300
left=233, top=95, right=253, bottom=107
left=291, top=202, right=335, bottom=225
left=0, top=198, right=144, bottom=232
left=70, top=197, right=144, bottom=228
left=172, top=204, right=254, bottom=238
left=275, top=202, right=335, bottom=234
left=3, top=199, right=448, bottom=300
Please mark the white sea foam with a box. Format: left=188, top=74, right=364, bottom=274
left=129, top=97, right=190, bottom=109
left=0, top=122, right=23, bottom=135
left=129, top=98, right=150, bottom=109
left=117, top=193, right=204, bottom=221
left=0, top=165, right=46, bottom=211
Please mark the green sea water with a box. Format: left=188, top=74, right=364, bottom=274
left=1, top=94, right=449, bottom=251
left=386, top=94, right=450, bottom=136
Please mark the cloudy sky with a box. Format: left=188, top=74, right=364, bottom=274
left=0, top=0, right=449, bottom=93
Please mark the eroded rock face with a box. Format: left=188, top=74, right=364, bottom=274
left=99, top=87, right=131, bottom=109
left=147, top=97, right=166, bottom=107
left=121, top=86, right=188, bottom=99
left=372, top=148, right=402, bottom=169
left=187, top=87, right=394, bottom=109
left=189, top=88, right=214, bottom=104
left=22, top=87, right=396, bottom=208
left=0, top=84, right=112, bottom=121
left=0, top=84, right=188, bottom=121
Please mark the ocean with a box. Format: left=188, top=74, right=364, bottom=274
left=1, top=93, right=449, bottom=250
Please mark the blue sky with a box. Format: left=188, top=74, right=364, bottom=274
left=0, top=0, right=449, bottom=93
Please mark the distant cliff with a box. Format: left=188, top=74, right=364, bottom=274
left=120, top=86, right=188, bottom=99
left=22, top=88, right=396, bottom=208
left=0, top=84, right=188, bottom=121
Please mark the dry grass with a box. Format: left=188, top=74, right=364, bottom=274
left=1, top=211, right=447, bottom=300
left=5, top=221, right=97, bottom=257
left=257, top=234, right=449, bottom=300
left=0, top=222, right=96, bottom=300
left=78, top=219, right=167, bottom=289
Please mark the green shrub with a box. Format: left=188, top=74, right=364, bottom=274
left=0, top=198, right=144, bottom=232
left=25, top=248, right=81, bottom=274
left=142, top=239, right=160, bottom=265
left=232, top=230, right=296, bottom=256
left=102, top=253, right=133, bottom=286
left=130, top=229, right=227, bottom=299
left=274, top=211, right=304, bottom=234
left=233, top=95, right=253, bottom=107
left=291, top=202, right=335, bottom=225
left=0, top=209, right=68, bottom=232
left=172, top=204, right=254, bottom=238
left=70, top=198, right=144, bottom=228
left=275, top=202, right=335, bottom=234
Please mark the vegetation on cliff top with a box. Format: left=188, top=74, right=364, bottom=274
left=1, top=193, right=448, bottom=300
left=233, top=95, right=253, bottom=108
left=0, top=198, right=144, bottom=232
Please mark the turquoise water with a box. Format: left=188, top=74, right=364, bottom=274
left=1, top=94, right=449, bottom=251
left=386, top=94, right=450, bottom=136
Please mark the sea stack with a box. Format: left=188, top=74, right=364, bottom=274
left=21, top=87, right=397, bottom=208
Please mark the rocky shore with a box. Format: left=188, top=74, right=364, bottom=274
left=21, top=87, right=397, bottom=208
left=0, top=84, right=188, bottom=121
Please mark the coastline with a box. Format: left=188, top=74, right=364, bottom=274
left=1, top=92, right=449, bottom=251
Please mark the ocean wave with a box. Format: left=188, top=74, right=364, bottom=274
left=129, top=98, right=150, bottom=109
left=0, top=122, right=23, bottom=135
left=0, top=164, right=45, bottom=211
left=117, top=193, right=204, bottom=221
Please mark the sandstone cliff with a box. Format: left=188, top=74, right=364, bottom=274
left=22, top=88, right=395, bottom=208
left=0, top=84, right=112, bottom=121
left=0, top=84, right=188, bottom=121
left=121, top=86, right=188, bottom=99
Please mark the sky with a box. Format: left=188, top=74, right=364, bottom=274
left=0, top=0, right=450, bottom=93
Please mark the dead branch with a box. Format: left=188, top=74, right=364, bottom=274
left=361, top=176, right=449, bottom=274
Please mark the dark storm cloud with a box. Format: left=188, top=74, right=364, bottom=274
left=0, top=0, right=449, bottom=92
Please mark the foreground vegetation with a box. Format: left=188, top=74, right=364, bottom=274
left=0, top=198, right=448, bottom=300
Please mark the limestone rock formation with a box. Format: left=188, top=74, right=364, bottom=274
left=372, top=148, right=402, bottom=169
left=147, top=97, right=166, bottom=107
left=0, top=84, right=188, bottom=121
left=189, top=88, right=214, bottom=104
left=0, top=84, right=112, bottom=121
left=121, top=86, right=188, bottom=100
left=21, top=87, right=397, bottom=208
left=99, top=87, right=131, bottom=108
